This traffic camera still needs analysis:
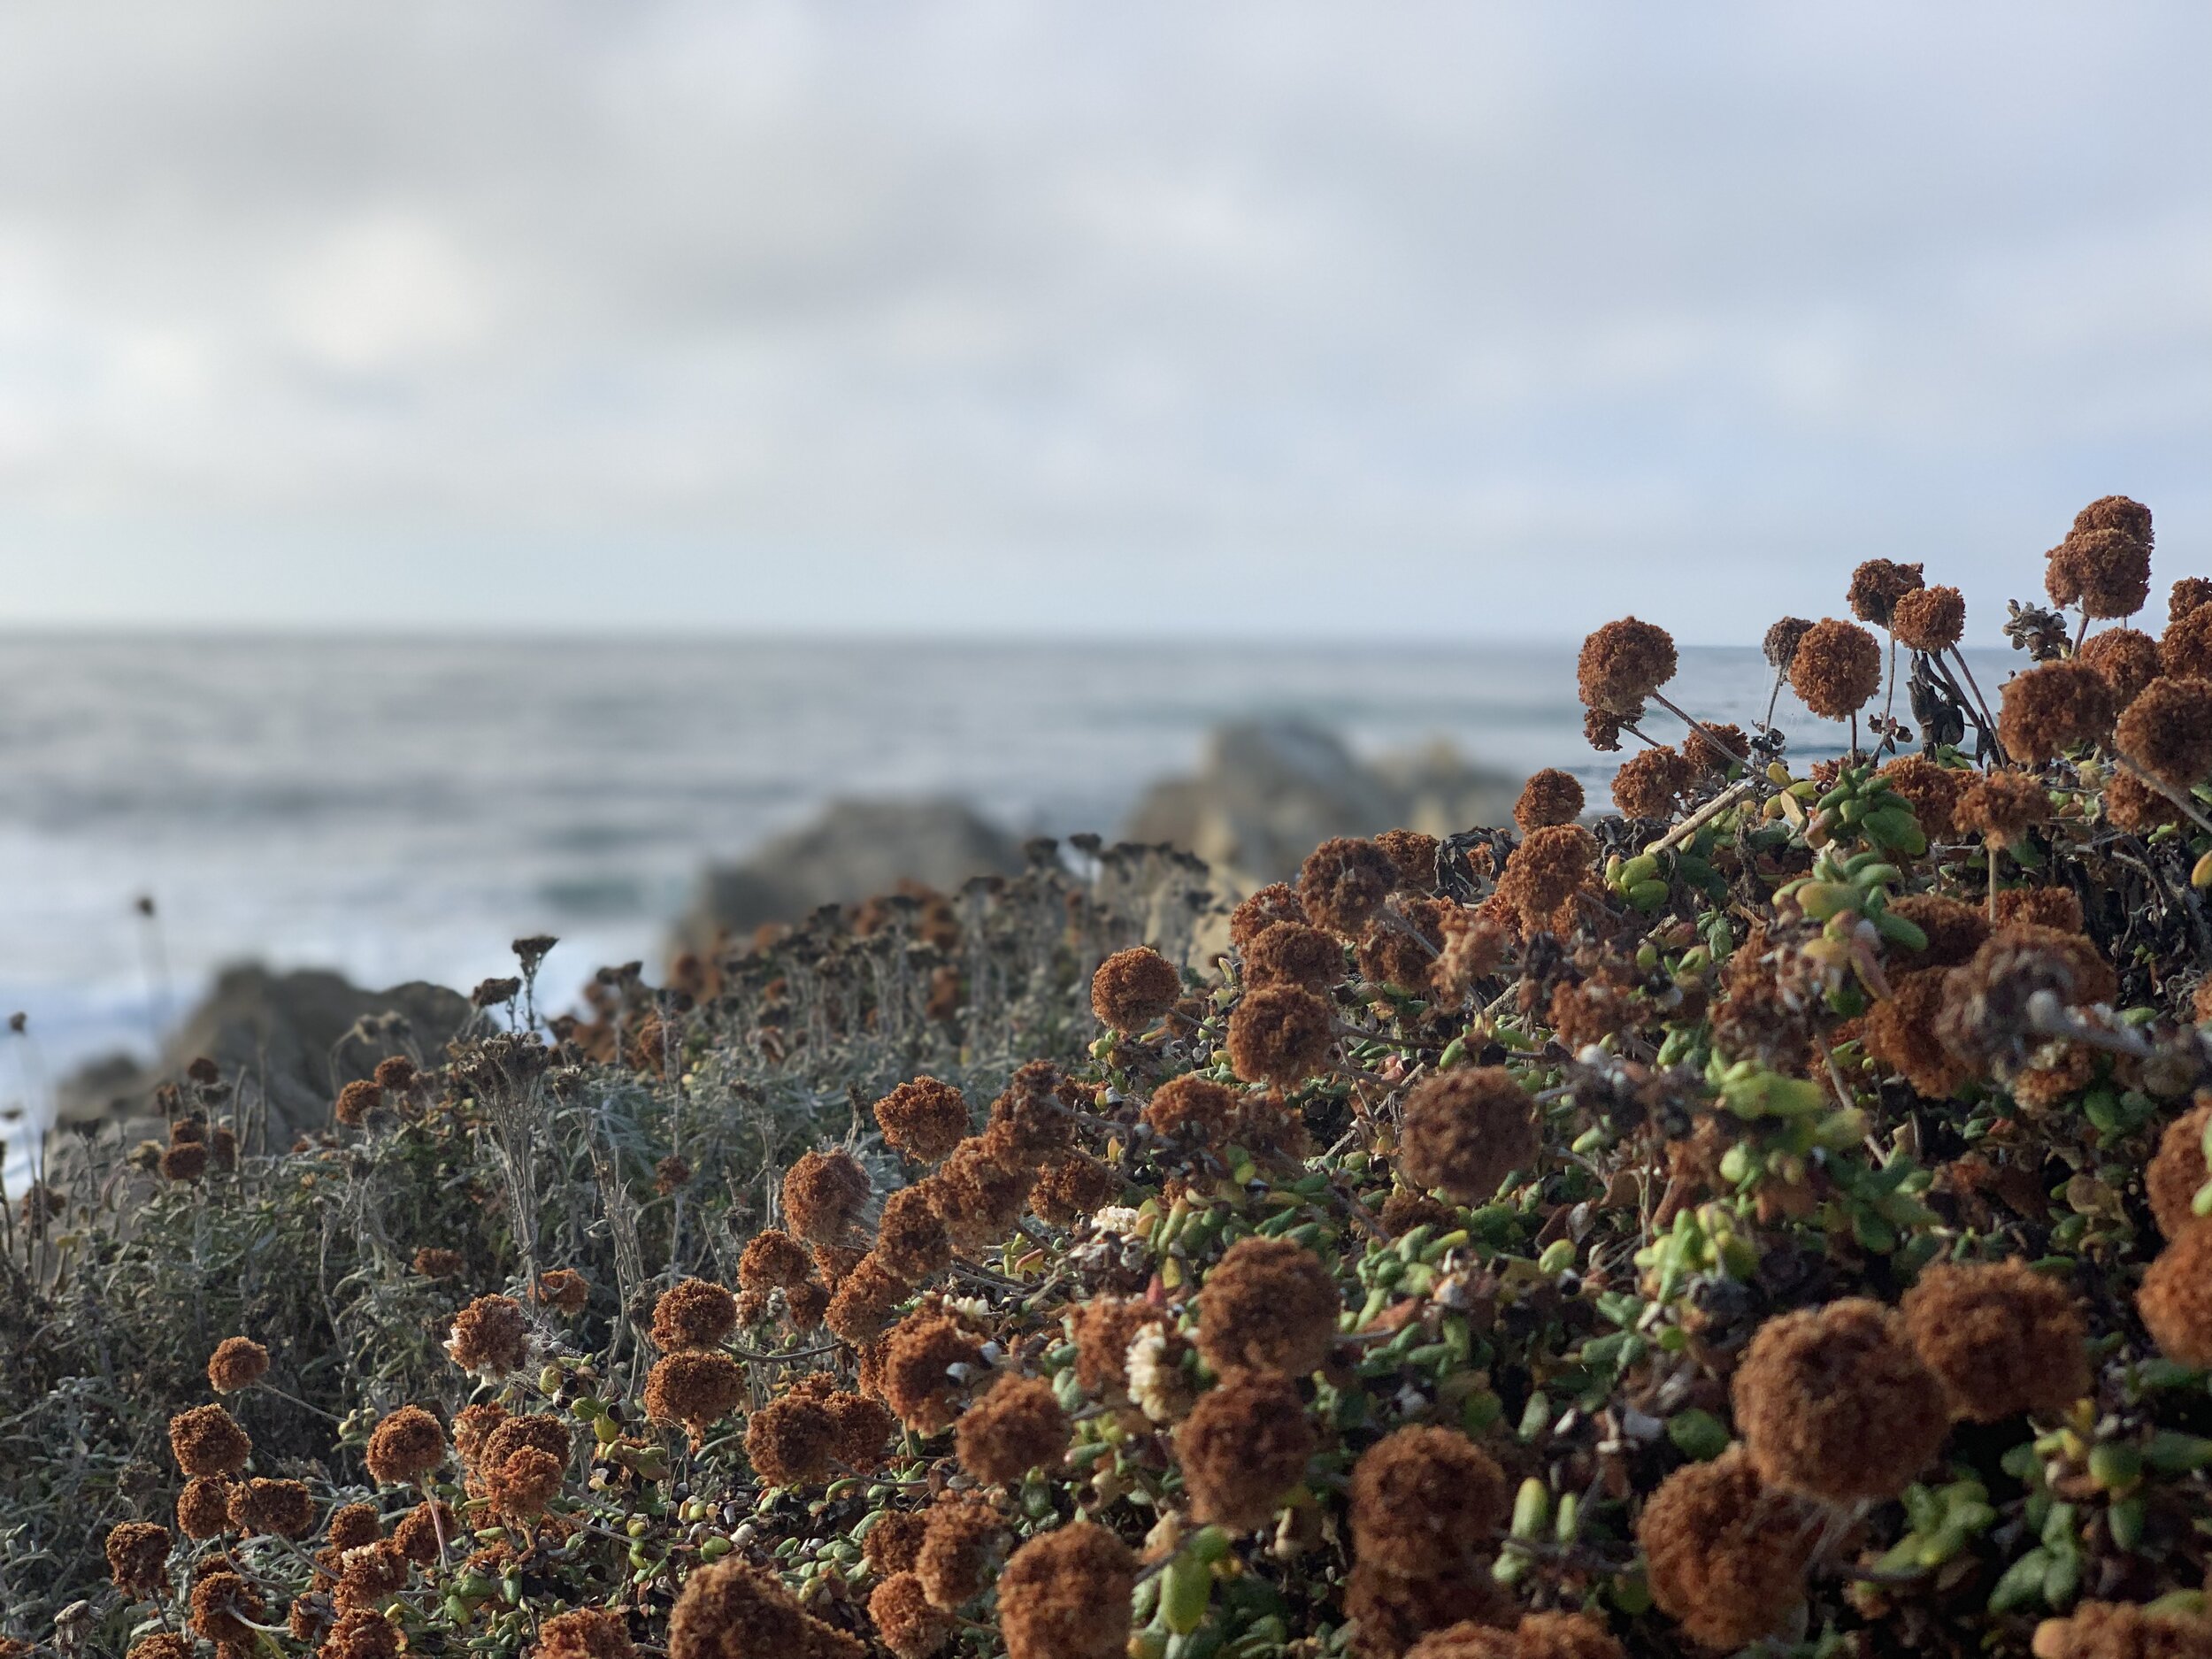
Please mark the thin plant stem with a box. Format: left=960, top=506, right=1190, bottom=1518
left=1648, top=692, right=1753, bottom=770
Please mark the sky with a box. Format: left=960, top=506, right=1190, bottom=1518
left=0, top=2, right=2205, bottom=643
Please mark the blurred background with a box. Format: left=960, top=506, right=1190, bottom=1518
left=2, top=3, right=2208, bottom=1154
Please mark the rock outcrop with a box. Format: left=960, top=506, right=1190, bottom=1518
left=1120, top=718, right=1518, bottom=887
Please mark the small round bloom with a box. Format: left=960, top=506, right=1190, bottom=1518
left=227, top=1477, right=317, bottom=1539
left=1763, top=616, right=1815, bottom=672
left=1350, top=1425, right=1509, bottom=1579
left=870, top=1571, right=955, bottom=1659
left=1878, top=755, right=1966, bottom=841
left=1636, top=1446, right=1809, bottom=1653
left=105, top=1521, right=172, bottom=1597
left=447, top=1294, right=531, bottom=1378
left=486, top=1443, right=565, bottom=1520
left=875, top=1185, right=952, bottom=1285
left=1225, top=984, right=1334, bottom=1088
left=745, top=1393, right=838, bottom=1487
left=826, top=1255, right=910, bottom=1345
left=2078, top=626, right=2162, bottom=710
left=873, top=1078, right=972, bottom=1164
left=995, top=1521, right=1134, bottom=1659
left=1090, top=947, right=1182, bottom=1033
left=364, top=1405, right=447, bottom=1486
left=2107, top=768, right=2188, bottom=833
left=206, top=1335, right=269, bottom=1394
left=1788, top=618, right=1883, bottom=719
left=1244, top=920, right=1342, bottom=995
left=928, top=1138, right=1037, bottom=1252
left=1496, top=824, right=1598, bottom=937
left=2146, top=1102, right=2211, bottom=1240
left=826, top=1389, right=897, bottom=1471
left=1999, top=661, right=2115, bottom=761
left=168, top=1403, right=251, bottom=1478
left=1375, top=827, right=1441, bottom=893
left=2172, top=577, right=2212, bottom=626
left=1298, top=838, right=1399, bottom=937
left=981, top=1059, right=1072, bottom=1164
left=328, top=1502, right=380, bottom=1551
left=667, top=1560, right=811, bottom=1659
left=1956, top=770, right=2051, bottom=849
left=880, top=1309, right=987, bottom=1433
left=738, top=1228, right=813, bottom=1293
left=916, top=1499, right=1005, bottom=1609
left=864, top=1510, right=930, bottom=1577
left=1227, top=883, right=1306, bottom=949
left=1177, top=1370, right=1316, bottom=1531
left=1578, top=618, right=1678, bottom=715
left=189, top=1569, right=266, bottom=1647
left=650, top=1278, right=738, bottom=1353
left=1195, top=1236, right=1340, bottom=1378
left=1143, top=1074, right=1242, bottom=1145
left=2139, top=1223, right=2212, bottom=1367
left=1610, top=745, right=1692, bottom=820
left=1030, top=1149, right=1118, bottom=1226
left=2050, top=526, right=2152, bottom=619
left=644, top=1351, right=747, bottom=1438
left=1685, top=721, right=1749, bottom=776
left=1891, top=585, right=1965, bottom=653
left=1069, top=1297, right=1164, bottom=1398
left=535, top=1608, right=637, bottom=1659
left=955, top=1374, right=1070, bottom=1486
left=1399, top=1067, right=1538, bottom=1204
left=1900, top=1259, right=2090, bottom=1421
left=1513, top=769, right=1586, bottom=833
left=176, top=1476, right=233, bottom=1539
left=534, top=1269, right=589, bottom=1314
left=1847, top=559, right=1925, bottom=627
left=1584, top=705, right=1633, bottom=752
left=1732, top=1298, right=1947, bottom=1502
left=2116, top=675, right=2212, bottom=787
left=392, top=1499, right=455, bottom=1565
left=411, top=1247, right=464, bottom=1279
left=784, top=1149, right=872, bottom=1244
left=1863, top=970, right=1972, bottom=1102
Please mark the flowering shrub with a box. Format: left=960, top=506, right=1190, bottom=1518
left=19, top=496, right=2212, bottom=1658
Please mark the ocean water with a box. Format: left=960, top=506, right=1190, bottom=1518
left=0, top=634, right=2002, bottom=1128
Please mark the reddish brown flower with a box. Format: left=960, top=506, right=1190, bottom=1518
left=1225, top=984, right=1334, bottom=1087
left=1513, top=769, right=1586, bottom=833
left=1999, top=661, right=2115, bottom=761
left=643, top=1351, right=746, bottom=1438
left=1578, top=618, right=1678, bottom=715
left=1732, top=1299, right=1947, bottom=1502
left=2116, top=675, right=2212, bottom=787
left=1900, top=1259, right=2089, bottom=1421
left=1090, top=947, right=1183, bottom=1033
left=1177, top=1370, right=1316, bottom=1531
left=873, top=1078, right=972, bottom=1164
left=168, top=1404, right=250, bottom=1478
left=2139, top=1223, right=2212, bottom=1367
left=784, top=1149, right=872, bottom=1245
left=1892, top=585, right=1965, bottom=653
left=954, top=1374, right=1070, bottom=1486
left=651, top=1278, right=738, bottom=1353
left=1848, top=559, right=1925, bottom=627
left=447, top=1294, right=531, bottom=1378
left=105, top=1521, right=172, bottom=1597
left=1399, top=1067, right=1538, bottom=1202
left=1788, top=618, right=1883, bottom=719
left=1195, top=1236, right=1340, bottom=1378
left=1637, top=1446, right=1809, bottom=1653
left=1350, top=1425, right=1509, bottom=1579
left=1299, top=838, right=1400, bottom=937
left=365, top=1405, right=446, bottom=1486
left=206, top=1335, right=269, bottom=1394
left=2078, top=626, right=2162, bottom=710
left=995, top=1522, right=1134, bottom=1659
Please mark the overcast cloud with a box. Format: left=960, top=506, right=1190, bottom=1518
left=0, top=2, right=2205, bottom=641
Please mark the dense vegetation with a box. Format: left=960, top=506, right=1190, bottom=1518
left=12, top=496, right=2212, bottom=1659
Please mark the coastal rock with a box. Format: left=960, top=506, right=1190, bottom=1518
left=54, top=964, right=472, bottom=1148
left=1120, top=718, right=1518, bottom=887
left=673, top=797, right=1028, bottom=956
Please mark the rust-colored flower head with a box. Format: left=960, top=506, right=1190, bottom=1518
left=450, top=1401, right=510, bottom=1468
left=1349, top=1425, right=1509, bottom=1580
left=1225, top=983, right=1334, bottom=1088
left=1878, top=756, right=1965, bottom=841
left=667, top=1560, right=812, bottom=1659
left=2074, top=494, right=2154, bottom=547
left=1399, top=1066, right=1539, bottom=1203
left=2162, top=597, right=2212, bottom=682
left=1176, top=1369, right=1317, bottom=1531
left=1142, top=1075, right=1240, bottom=1146
left=1609, top=745, right=1692, bottom=820
left=1955, top=770, right=2051, bottom=849
left=160, top=1140, right=207, bottom=1182
left=2116, top=675, right=2212, bottom=787
left=876, top=1185, right=953, bottom=1284
left=825, top=1388, right=896, bottom=1472
left=1228, top=882, right=1306, bottom=950
left=2171, top=577, right=2212, bottom=626
left=915, top=1498, right=1006, bottom=1609
left=2147, top=1102, right=2211, bottom=1240
left=864, top=1510, right=930, bottom=1578
left=1298, top=838, right=1399, bottom=937
left=411, top=1247, right=464, bottom=1279
left=535, top=1607, right=638, bottom=1659
left=105, top=1521, right=173, bottom=1598
left=1890, top=585, right=1965, bottom=653
left=486, top=1444, right=565, bottom=1520
left=1936, top=924, right=2119, bottom=1079
left=651, top=1277, right=738, bottom=1353
left=1243, top=920, right=1342, bottom=995
left=745, top=1393, right=838, bottom=1487
left=928, top=1137, right=1037, bottom=1253
left=1732, top=1298, right=1947, bottom=1502
left=447, top=1294, right=531, bottom=1379
left=126, top=1638, right=192, bottom=1659
left=1763, top=616, right=1815, bottom=672
left=655, top=1155, right=693, bottom=1195
left=168, top=1403, right=250, bottom=1478
left=954, top=1373, right=1069, bottom=1486
left=2139, top=1222, right=2212, bottom=1367
left=364, top=1405, right=446, bottom=1486
left=534, top=1268, right=589, bottom=1315
left=206, top=1335, right=269, bottom=1394
left=227, top=1477, right=316, bottom=1539
left=784, top=1149, right=872, bottom=1245
left=326, top=1607, right=401, bottom=1659
left=873, top=1078, right=972, bottom=1164
left=176, top=1475, right=233, bottom=1539
left=2108, top=768, right=2188, bottom=834
left=1848, top=559, right=1925, bottom=627
left=1863, top=969, right=1973, bottom=1102
left=2051, top=525, right=2154, bottom=619
left=2031, top=1601, right=2212, bottom=1659
left=995, top=1521, right=1134, bottom=1659
left=1496, top=824, right=1598, bottom=937
left=812, top=1242, right=865, bottom=1292
left=1433, top=908, right=1510, bottom=1005
left=1031, top=1149, right=1118, bottom=1226
left=1636, top=1445, right=1809, bottom=1653
left=1512, top=769, right=1586, bottom=833
left=189, top=1569, right=266, bottom=1647
left=327, top=1502, right=380, bottom=1552
left=1900, top=1258, right=2089, bottom=1421
left=870, top=1571, right=955, bottom=1659
left=1684, top=721, right=1748, bottom=776
left=1788, top=618, right=1883, bottom=719
left=739, top=1228, right=814, bottom=1294
left=784, top=1278, right=830, bottom=1331
left=981, top=1059, right=1071, bottom=1165
left=1583, top=705, right=1634, bottom=753
left=1363, top=828, right=1438, bottom=896
left=335, top=1079, right=381, bottom=1126
left=2078, top=626, right=2162, bottom=712
left=392, top=1498, right=455, bottom=1566
left=1993, top=887, right=2085, bottom=933
left=826, top=1254, right=910, bottom=1345
left=1344, top=1558, right=1516, bottom=1659
left=1883, top=895, right=1989, bottom=973
left=2000, top=660, right=2116, bottom=761
left=880, top=1308, right=987, bottom=1433
left=1069, top=1297, right=1164, bottom=1398
left=1090, top=946, right=1182, bottom=1033
left=643, top=1350, right=747, bottom=1439
left=1195, top=1235, right=1340, bottom=1377
left=1578, top=617, right=1678, bottom=715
